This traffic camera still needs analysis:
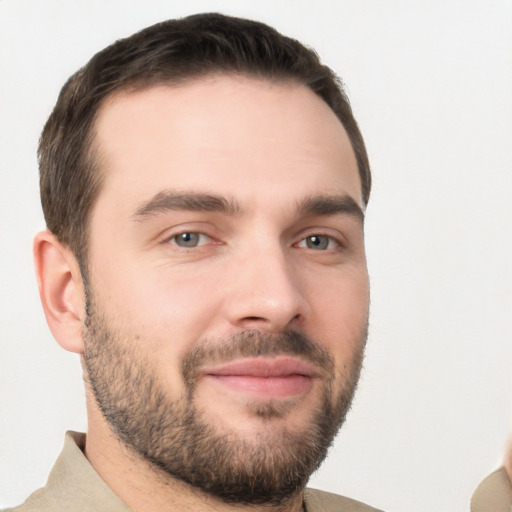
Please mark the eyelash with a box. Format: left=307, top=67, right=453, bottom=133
left=166, top=230, right=343, bottom=252
left=295, top=234, right=341, bottom=251
left=168, top=232, right=214, bottom=248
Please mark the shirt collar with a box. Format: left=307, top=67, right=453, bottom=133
left=32, top=431, right=134, bottom=512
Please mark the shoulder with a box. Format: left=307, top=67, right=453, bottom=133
left=1, top=492, right=44, bottom=512
left=471, top=467, right=512, bottom=512
left=305, top=488, right=383, bottom=512
left=1, top=486, right=54, bottom=512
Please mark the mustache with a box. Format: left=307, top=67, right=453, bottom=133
left=181, top=330, right=335, bottom=386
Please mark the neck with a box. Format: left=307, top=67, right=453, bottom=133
left=84, top=398, right=305, bottom=512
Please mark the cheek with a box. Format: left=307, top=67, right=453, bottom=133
left=308, top=268, right=369, bottom=363
left=135, top=278, right=223, bottom=345
left=89, top=261, right=226, bottom=384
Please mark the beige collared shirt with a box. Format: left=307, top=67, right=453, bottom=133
left=471, top=468, right=512, bottom=512
left=4, top=431, right=381, bottom=512
left=4, top=432, right=132, bottom=512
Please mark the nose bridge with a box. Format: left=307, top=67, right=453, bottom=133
left=224, top=232, right=306, bottom=331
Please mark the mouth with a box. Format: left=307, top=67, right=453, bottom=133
left=200, top=356, right=318, bottom=399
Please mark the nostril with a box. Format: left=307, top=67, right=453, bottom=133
left=239, top=314, right=302, bottom=328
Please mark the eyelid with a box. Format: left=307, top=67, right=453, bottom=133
left=167, top=232, right=213, bottom=248
left=157, top=222, right=220, bottom=248
left=294, top=228, right=347, bottom=249
left=296, top=235, right=340, bottom=250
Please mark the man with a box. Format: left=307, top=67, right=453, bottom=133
left=5, top=13, right=379, bottom=512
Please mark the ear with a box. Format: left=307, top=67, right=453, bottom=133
left=34, top=231, right=86, bottom=354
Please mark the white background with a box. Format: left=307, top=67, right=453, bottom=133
left=1, top=1, right=511, bottom=511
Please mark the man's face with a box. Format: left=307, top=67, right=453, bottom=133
left=83, top=75, right=369, bottom=503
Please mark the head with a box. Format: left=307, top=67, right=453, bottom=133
left=38, top=12, right=370, bottom=272
left=35, top=13, right=371, bottom=507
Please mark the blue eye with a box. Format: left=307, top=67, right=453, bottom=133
left=172, top=232, right=207, bottom=248
left=298, top=235, right=337, bottom=250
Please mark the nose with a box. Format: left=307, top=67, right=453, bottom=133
left=223, top=241, right=309, bottom=332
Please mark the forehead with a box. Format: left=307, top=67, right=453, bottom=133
left=92, top=75, right=361, bottom=216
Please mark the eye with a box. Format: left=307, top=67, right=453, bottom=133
left=297, top=235, right=338, bottom=251
left=171, top=232, right=211, bottom=248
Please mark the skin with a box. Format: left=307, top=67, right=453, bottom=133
left=34, top=75, right=370, bottom=512
left=504, top=438, right=512, bottom=484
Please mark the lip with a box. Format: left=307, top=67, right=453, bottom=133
left=200, top=356, right=318, bottom=399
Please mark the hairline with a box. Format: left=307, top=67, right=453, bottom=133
left=77, top=70, right=366, bottom=277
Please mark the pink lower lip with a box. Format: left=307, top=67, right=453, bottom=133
left=206, top=374, right=313, bottom=399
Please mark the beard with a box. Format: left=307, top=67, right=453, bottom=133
left=82, top=297, right=366, bottom=506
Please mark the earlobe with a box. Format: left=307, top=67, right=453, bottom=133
left=34, top=231, right=85, bottom=354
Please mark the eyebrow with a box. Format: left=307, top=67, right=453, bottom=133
left=297, top=194, right=365, bottom=222
left=133, top=191, right=242, bottom=219
left=132, top=190, right=364, bottom=223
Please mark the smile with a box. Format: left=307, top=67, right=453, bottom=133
left=201, top=356, right=318, bottom=399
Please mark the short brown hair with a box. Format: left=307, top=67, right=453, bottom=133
left=39, top=13, right=371, bottom=268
